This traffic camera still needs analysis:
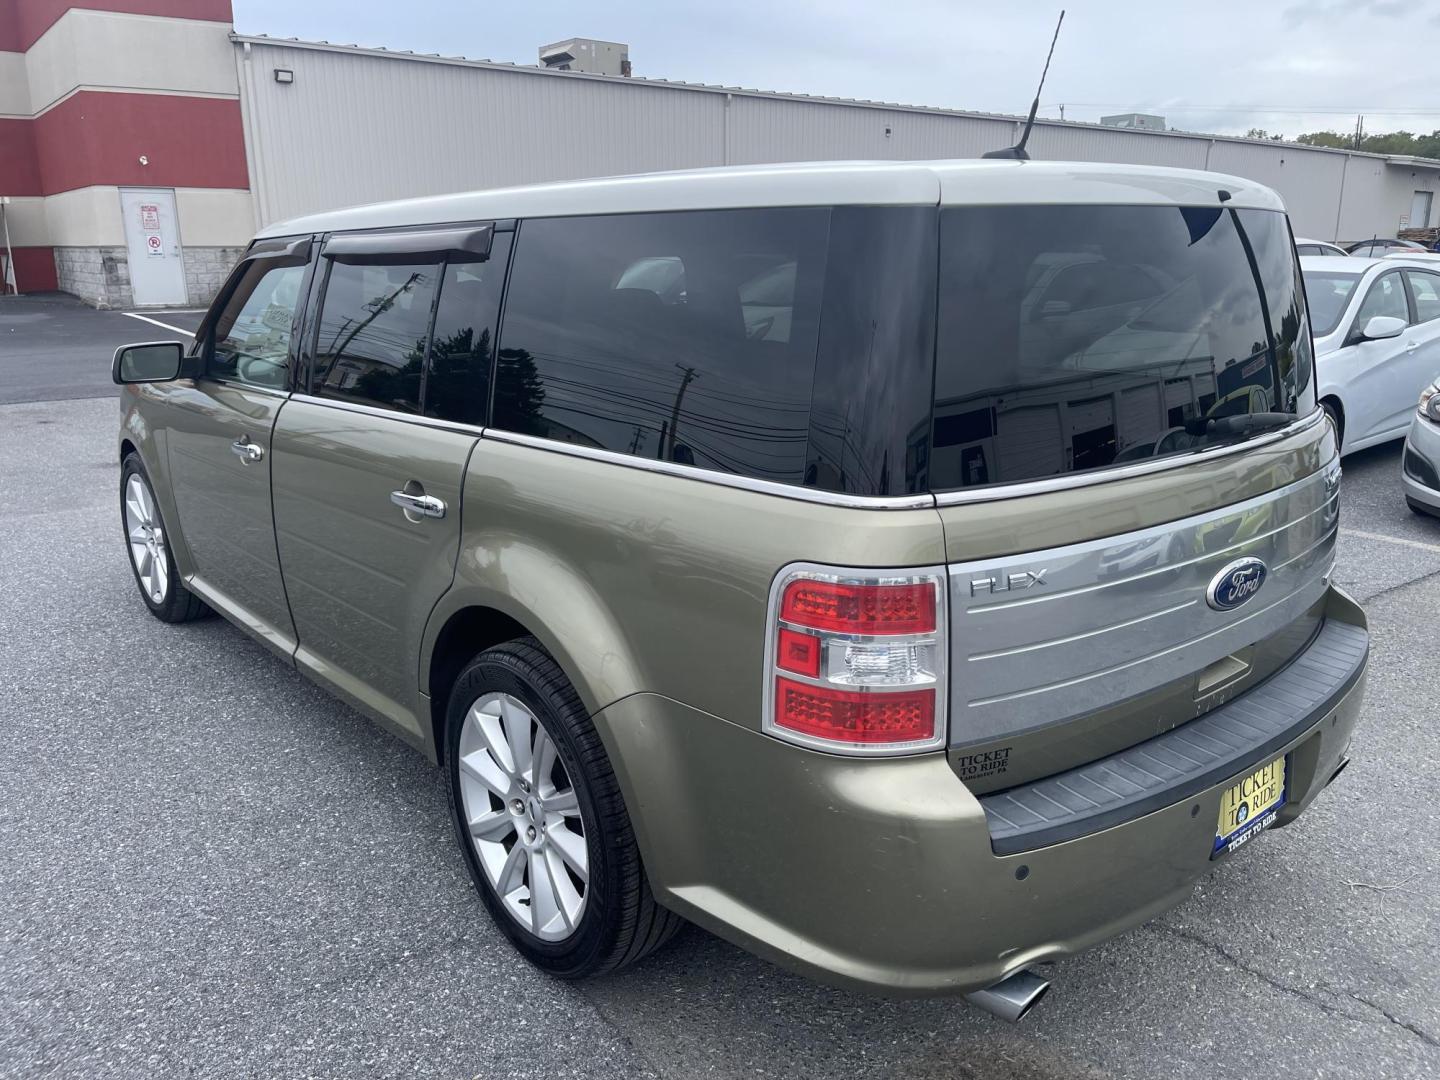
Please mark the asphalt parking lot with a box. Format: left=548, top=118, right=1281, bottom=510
left=2, top=298, right=1439, bottom=1079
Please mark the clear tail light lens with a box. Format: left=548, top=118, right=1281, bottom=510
left=764, top=564, right=947, bottom=755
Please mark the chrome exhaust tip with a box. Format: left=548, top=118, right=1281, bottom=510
left=964, top=967, right=1051, bottom=1022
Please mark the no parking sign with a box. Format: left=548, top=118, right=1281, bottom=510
left=145, top=233, right=163, bottom=257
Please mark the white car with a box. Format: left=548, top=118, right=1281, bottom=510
left=1300, top=255, right=1440, bottom=453
left=1294, top=237, right=1348, bottom=257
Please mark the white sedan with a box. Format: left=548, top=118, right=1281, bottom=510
left=1301, top=255, right=1440, bottom=453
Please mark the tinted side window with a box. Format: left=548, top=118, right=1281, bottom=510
left=312, top=261, right=440, bottom=412
left=494, top=209, right=828, bottom=484
left=210, top=259, right=307, bottom=389
left=425, top=233, right=512, bottom=426
left=1406, top=270, right=1440, bottom=323
left=1354, top=271, right=1409, bottom=329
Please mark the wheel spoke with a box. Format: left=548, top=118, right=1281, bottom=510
left=528, top=844, right=562, bottom=933
left=471, top=705, right=514, bottom=776
left=458, top=748, right=512, bottom=799
left=547, top=825, right=588, bottom=883
left=469, top=808, right=515, bottom=843
left=531, top=725, right=557, bottom=788
left=540, top=788, right=579, bottom=817
left=136, top=480, right=154, bottom=520
left=128, top=525, right=149, bottom=544
left=503, top=698, right=533, bottom=777
left=496, top=842, right=527, bottom=896
left=544, top=846, right=584, bottom=927
left=152, top=552, right=169, bottom=597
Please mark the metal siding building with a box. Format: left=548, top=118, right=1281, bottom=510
left=234, top=35, right=1440, bottom=244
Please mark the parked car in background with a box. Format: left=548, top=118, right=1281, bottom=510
left=1294, top=238, right=1348, bottom=257
left=1346, top=237, right=1427, bottom=259
left=1402, top=379, right=1440, bottom=517
left=110, top=161, right=1368, bottom=1015
left=1300, top=255, right=1440, bottom=452
left=1383, top=251, right=1440, bottom=264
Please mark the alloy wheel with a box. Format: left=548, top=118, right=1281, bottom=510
left=124, top=474, right=169, bottom=604
left=457, top=692, right=589, bottom=941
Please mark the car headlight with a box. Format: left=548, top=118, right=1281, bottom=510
left=1423, top=383, right=1440, bottom=423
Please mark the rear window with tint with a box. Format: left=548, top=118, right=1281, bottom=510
left=493, top=209, right=829, bottom=484
left=930, top=205, right=1314, bottom=491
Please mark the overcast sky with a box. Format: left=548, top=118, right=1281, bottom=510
left=230, top=0, right=1440, bottom=139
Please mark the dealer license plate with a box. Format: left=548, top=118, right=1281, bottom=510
left=1213, top=756, right=1286, bottom=858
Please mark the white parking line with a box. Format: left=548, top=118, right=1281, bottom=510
left=1341, top=528, right=1440, bottom=554
left=121, top=312, right=194, bottom=337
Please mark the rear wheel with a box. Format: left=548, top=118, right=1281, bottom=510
left=445, top=637, right=682, bottom=977
left=120, top=455, right=208, bottom=623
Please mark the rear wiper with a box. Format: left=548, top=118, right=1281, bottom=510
left=1184, top=412, right=1295, bottom=438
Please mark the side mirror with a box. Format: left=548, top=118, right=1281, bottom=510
left=1359, top=315, right=1406, bottom=342
left=112, top=341, right=184, bottom=384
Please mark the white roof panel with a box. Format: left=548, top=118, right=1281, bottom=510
left=255, top=159, right=1286, bottom=239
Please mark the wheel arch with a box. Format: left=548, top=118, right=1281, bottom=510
left=421, top=572, right=646, bottom=766
left=1320, top=394, right=1346, bottom=449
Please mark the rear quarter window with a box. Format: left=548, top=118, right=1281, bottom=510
left=492, top=209, right=829, bottom=484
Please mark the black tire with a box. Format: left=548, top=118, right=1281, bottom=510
left=445, top=637, right=683, bottom=978
left=120, top=454, right=209, bottom=624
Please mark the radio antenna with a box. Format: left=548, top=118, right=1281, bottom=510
left=984, top=9, right=1065, bottom=161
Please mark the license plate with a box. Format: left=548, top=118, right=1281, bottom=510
left=1213, top=756, right=1286, bottom=858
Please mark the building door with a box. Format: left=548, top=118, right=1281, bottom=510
left=1410, top=190, right=1433, bottom=230
left=119, top=188, right=186, bottom=306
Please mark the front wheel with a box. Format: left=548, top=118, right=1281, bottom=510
left=121, top=455, right=208, bottom=623
left=445, top=637, right=683, bottom=977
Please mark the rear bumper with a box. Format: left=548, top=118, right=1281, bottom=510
left=594, top=586, right=1368, bottom=996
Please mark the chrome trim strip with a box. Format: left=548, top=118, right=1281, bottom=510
left=963, top=573, right=1328, bottom=708
left=966, top=599, right=1197, bottom=662
left=932, top=408, right=1327, bottom=507
left=289, top=393, right=487, bottom=436
left=482, top=429, right=937, bottom=510
left=950, top=462, right=1340, bottom=611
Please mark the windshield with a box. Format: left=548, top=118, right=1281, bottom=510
left=1301, top=271, right=1361, bottom=336
left=929, top=205, right=1314, bottom=491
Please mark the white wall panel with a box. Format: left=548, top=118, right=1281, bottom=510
left=240, top=42, right=724, bottom=225
left=237, top=39, right=1439, bottom=247
left=28, top=10, right=237, bottom=113
left=1206, top=141, right=1345, bottom=240
left=174, top=187, right=256, bottom=245
left=0, top=51, right=29, bottom=117
left=0, top=196, right=46, bottom=244
left=725, top=95, right=1014, bottom=164
left=41, top=186, right=126, bottom=246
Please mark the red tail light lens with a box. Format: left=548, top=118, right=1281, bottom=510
left=766, top=566, right=947, bottom=755
left=775, top=678, right=934, bottom=744
left=776, top=628, right=822, bottom=678
left=780, top=579, right=936, bottom=635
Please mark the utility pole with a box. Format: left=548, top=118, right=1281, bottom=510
left=627, top=425, right=644, bottom=454
left=665, top=363, right=699, bottom=460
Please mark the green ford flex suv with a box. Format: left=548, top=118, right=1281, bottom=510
left=113, top=160, right=1367, bottom=1019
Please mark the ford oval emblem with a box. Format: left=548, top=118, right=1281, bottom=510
left=1206, top=557, right=1268, bottom=612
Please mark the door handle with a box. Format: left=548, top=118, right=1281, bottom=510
left=390, top=489, right=447, bottom=519
left=230, top=438, right=265, bottom=464
left=1406, top=341, right=1420, bottom=351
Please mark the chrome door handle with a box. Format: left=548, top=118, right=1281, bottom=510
left=390, top=490, right=447, bottom=519
left=230, top=438, right=264, bottom=464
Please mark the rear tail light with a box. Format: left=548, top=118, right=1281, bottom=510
left=764, top=564, right=947, bottom=755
